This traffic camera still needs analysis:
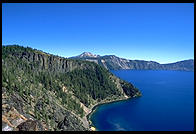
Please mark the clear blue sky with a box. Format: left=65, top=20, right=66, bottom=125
left=2, top=3, right=194, bottom=63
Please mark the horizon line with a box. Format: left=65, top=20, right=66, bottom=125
left=2, top=44, right=194, bottom=64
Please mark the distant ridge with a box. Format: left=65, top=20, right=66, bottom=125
left=70, top=52, right=194, bottom=71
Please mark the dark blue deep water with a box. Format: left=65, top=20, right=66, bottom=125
left=91, top=70, right=194, bottom=131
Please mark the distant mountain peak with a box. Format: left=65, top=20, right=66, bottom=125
left=78, top=52, right=100, bottom=58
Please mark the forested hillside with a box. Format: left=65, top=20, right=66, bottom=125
left=2, top=45, right=141, bottom=131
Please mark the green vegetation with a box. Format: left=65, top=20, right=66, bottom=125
left=2, top=45, right=140, bottom=131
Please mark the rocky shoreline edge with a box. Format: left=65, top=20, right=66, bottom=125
left=83, top=91, right=142, bottom=131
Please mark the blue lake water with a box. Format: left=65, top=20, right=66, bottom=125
left=90, top=70, right=194, bottom=131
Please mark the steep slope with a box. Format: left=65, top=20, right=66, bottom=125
left=70, top=53, right=194, bottom=71
left=2, top=45, right=141, bottom=131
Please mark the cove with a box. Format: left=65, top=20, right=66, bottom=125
left=90, top=70, right=194, bottom=131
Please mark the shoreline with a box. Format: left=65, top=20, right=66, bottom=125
left=85, top=92, right=142, bottom=130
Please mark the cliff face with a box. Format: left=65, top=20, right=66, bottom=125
left=10, top=50, right=94, bottom=73
left=2, top=45, right=141, bottom=131
left=70, top=53, right=194, bottom=71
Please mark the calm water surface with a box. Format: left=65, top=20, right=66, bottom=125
left=91, top=70, right=194, bottom=131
